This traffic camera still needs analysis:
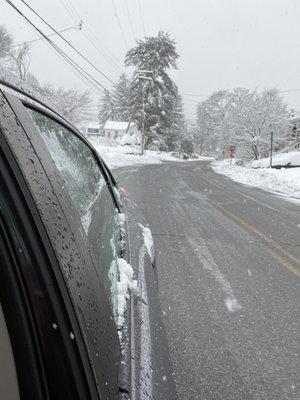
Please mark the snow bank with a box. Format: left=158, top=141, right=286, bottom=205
left=252, top=151, right=300, bottom=168
left=88, top=138, right=211, bottom=169
left=212, top=159, right=300, bottom=200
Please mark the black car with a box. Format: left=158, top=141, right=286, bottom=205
left=0, top=80, right=176, bottom=400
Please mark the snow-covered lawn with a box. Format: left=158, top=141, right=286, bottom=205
left=89, top=139, right=211, bottom=168
left=212, top=159, right=300, bottom=201
left=251, top=151, right=300, bottom=168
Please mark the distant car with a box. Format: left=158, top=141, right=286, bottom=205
left=0, top=80, right=176, bottom=400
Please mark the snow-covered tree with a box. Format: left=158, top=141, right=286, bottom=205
left=194, top=88, right=289, bottom=160
left=226, top=88, right=289, bottom=159
left=99, top=89, right=117, bottom=127
left=125, top=31, right=184, bottom=150
left=25, top=73, right=91, bottom=124
left=113, top=73, right=131, bottom=121
left=99, top=74, right=131, bottom=127
left=166, top=90, right=185, bottom=150
left=195, top=90, right=231, bottom=154
left=38, top=85, right=91, bottom=124
left=0, top=25, right=13, bottom=58
left=9, top=43, right=31, bottom=80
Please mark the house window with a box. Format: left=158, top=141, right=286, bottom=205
left=87, top=128, right=99, bottom=134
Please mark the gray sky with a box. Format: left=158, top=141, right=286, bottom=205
left=2, top=0, right=300, bottom=119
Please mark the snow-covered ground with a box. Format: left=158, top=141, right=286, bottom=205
left=89, top=139, right=211, bottom=168
left=212, top=159, right=300, bottom=201
left=251, top=151, right=300, bottom=168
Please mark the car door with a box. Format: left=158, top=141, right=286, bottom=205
left=0, top=142, right=94, bottom=400
left=0, top=89, right=121, bottom=399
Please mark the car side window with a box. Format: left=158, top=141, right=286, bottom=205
left=26, top=108, right=120, bottom=317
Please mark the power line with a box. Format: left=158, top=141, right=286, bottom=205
left=137, top=0, right=146, bottom=36
left=125, top=0, right=137, bottom=42
left=82, top=26, right=122, bottom=74
left=61, top=0, right=81, bottom=24
left=111, top=0, right=129, bottom=50
left=60, top=0, right=122, bottom=72
left=4, top=0, right=111, bottom=96
left=12, top=24, right=78, bottom=48
left=20, top=0, right=116, bottom=86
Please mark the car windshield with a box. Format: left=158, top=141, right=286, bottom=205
left=2, top=1, right=300, bottom=399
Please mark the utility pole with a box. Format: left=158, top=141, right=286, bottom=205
left=137, top=70, right=152, bottom=156
left=141, top=80, right=146, bottom=155
left=270, top=130, right=274, bottom=168
left=125, top=71, right=152, bottom=155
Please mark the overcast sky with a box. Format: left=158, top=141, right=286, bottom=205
left=2, top=0, right=300, bottom=119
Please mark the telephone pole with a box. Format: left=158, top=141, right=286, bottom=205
left=137, top=70, right=152, bottom=155
left=126, top=70, right=152, bottom=155
left=270, top=130, right=274, bottom=168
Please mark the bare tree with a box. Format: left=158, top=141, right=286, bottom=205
left=29, top=78, right=91, bottom=124
left=9, top=43, right=31, bottom=80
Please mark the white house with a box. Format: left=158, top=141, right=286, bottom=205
left=104, top=121, right=142, bottom=145
left=80, top=122, right=101, bottom=138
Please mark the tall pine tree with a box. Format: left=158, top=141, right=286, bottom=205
left=125, top=31, right=184, bottom=150
left=99, top=73, right=132, bottom=128
left=113, top=73, right=131, bottom=121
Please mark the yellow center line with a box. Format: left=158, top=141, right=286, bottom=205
left=208, top=199, right=300, bottom=278
left=185, top=179, right=300, bottom=277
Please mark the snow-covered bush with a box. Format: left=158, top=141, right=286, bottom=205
left=120, top=133, right=140, bottom=146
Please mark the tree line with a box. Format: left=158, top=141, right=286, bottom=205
left=2, top=24, right=293, bottom=160
left=191, top=88, right=294, bottom=160
left=0, top=25, right=92, bottom=124
left=1, top=26, right=188, bottom=152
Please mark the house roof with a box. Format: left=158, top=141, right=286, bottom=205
left=104, top=121, right=136, bottom=131
left=80, top=121, right=100, bottom=129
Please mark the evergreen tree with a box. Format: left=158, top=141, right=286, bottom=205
left=113, top=73, right=131, bottom=121
left=165, top=89, right=185, bottom=151
left=98, top=74, right=132, bottom=127
left=0, top=25, right=13, bottom=58
left=99, top=89, right=117, bottom=128
left=125, top=31, right=183, bottom=150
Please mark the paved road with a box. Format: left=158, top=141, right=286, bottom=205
left=115, top=161, right=300, bottom=400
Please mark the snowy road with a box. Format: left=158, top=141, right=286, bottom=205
left=115, top=160, right=300, bottom=400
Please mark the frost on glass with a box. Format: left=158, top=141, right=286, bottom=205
left=27, top=108, right=103, bottom=226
